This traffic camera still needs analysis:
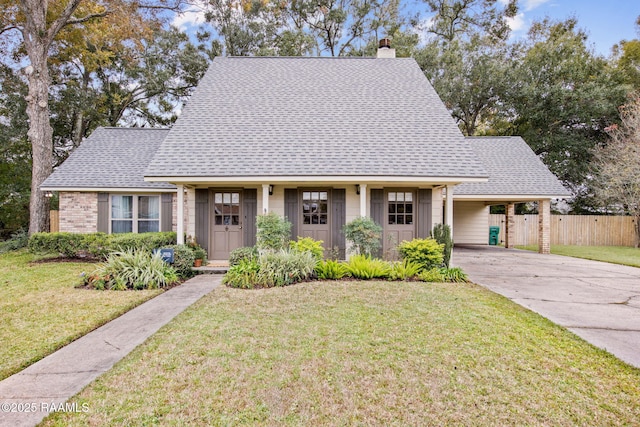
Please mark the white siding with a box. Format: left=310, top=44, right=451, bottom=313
left=453, top=201, right=489, bottom=244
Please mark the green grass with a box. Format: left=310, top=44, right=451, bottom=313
left=517, top=245, right=640, bottom=267
left=0, top=250, right=162, bottom=381
left=44, top=281, right=640, bottom=426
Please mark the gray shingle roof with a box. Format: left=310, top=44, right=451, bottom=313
left=455, top=137, right=570, bottom=197
left=145, top=56, right=487, bottom=179
left=41, top=127, right=175, bottom=190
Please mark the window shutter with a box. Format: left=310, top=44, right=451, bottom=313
left=284, top=189, right=298, bottom=240
left=195, top=189, right=209, bottom=253
left=243, top=189, right=257, bottom=247
left=161, top=193, right=173, bottom=232
left=370, top=189, right=384, bottom=258
left=331, top=189, right=346, bottom=259
left=417, top=189, right=433, bottom=239
left=97, top=193, right=109, bottom=233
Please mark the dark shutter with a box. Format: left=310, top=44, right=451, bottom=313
left=417, top=189, right=433, bottom=239
left=161, top=193, right=173, bottom=232
left=97, top=193, right=109, bottom=233
left=284, top=188, right=298, bottom=240
left=243, top=189, right=257, bottom=247
left=370, top=189, right=384, bottom=258
left=195, top=189, right=209, bottom=253
left=331, top=189, right=346, bottom=259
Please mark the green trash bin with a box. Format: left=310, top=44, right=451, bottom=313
left=489, top=226, right=500, bottom=245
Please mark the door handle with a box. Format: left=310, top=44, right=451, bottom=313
left=225, top=226, right=229, bottom=231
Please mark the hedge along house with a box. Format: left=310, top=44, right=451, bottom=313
left=41, top=42, right=569, bottom=258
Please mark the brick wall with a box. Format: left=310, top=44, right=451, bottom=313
left=59, top=192, right=98, bottom=233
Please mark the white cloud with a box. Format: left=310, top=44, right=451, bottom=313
left=505, top=12, right=526, bottom=32
left=172, top=2, right=208, bottom=31
left=522, top=0, right=552, bottom=12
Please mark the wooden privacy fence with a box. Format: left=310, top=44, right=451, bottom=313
left=489, top=215, right=637, bottom=247
left=50, top=210, right=59, bottom=233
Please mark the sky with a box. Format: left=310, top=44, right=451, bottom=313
left=504, top=0, right=639, bottom=55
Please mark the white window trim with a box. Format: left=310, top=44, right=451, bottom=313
left=109, top=194, right=161, bottom=234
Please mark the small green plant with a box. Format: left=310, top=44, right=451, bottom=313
left=315, top=259, right=350, bottom=280
left=223, top=259, right=260, bottom=289
left=86, top=249, right=178, bottom=290
left=418, top=267, right=445, bottom=283
left=343, top=217, right=383, bottom=257
left=229, top=246, right=258, bottom=266
left=257, top=249, right=317, bottom=287
left=398, top=238, right=444, bottom=271
left=345, top=254, right=390, bottom=280
left=431, top=223, right=453, bottom=267
left=256, top=212, right=292, bottom=252
left=388, top=259, right=422, bottom=281
left=440, top=267, right=469, bottom=283
left=290, top=236, right=324, bottom=262
left=418, top=267, right=469, bottom=283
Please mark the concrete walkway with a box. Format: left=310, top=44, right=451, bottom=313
left=453, top=245, right=640, bottom=369
left=0, top=274, right=221, bottom=427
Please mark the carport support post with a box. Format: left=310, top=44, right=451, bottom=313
left=505, top=203, right=515, bottom=249
left=538, top=199, right=550, bottom=254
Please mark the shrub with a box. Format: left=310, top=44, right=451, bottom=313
left=431, top=223, right=453, bottom=267
left=290, top=236, right=324, bottom=262
left=315, top=259, right=350, bottom=280
left=398, top=238, right=444, bottom=271
left=343, top=217, right=383, bottom=257
left=107, top=232, right=176, bottom=253
left=28, top=232, right=85, bottom=258
left=0, top=229, right=28, bottom=254
left=388, top=259, right=422, bottom=281
left=164, top=244, right=196, bottom=279
left=27, top=232, right=177, bottom=259
left=223, top=259, right=260, bottom=289
left=345, top=254, right=391, bottom=280
left=256, top=212, right=292, bottom=252
left=85, top=249, right=178, bottom=290
left=229, top=246, right=258, bottom=266
left=256, top=249, right=317, bottom=287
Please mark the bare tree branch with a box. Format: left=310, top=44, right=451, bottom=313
left=66, top=11, right=110, bottom=26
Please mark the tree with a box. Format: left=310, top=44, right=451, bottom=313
left=415, top=0, right=518, bottom=135
left=0, top=64, right=30, bottom=237
left=505, top=18, right=627, bottom=212
left=592, top=94, right=640, bottom=247
left=0, top=0, right=186, bottom=234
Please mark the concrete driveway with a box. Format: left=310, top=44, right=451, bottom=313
left=453, top=245, right=640, bottom=369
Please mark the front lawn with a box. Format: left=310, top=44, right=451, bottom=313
left=0, top=250, right=162, bottom=381
left=44, top=281, right=640, bottom=426
left=517, top=245, right=640, bottom=267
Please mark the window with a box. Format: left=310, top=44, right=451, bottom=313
left=111, top=195, right=160, bottom=233
left=302, top=191, right=328, bottom=224
left=214, top=192, right=240, bottom=225
left=388, top=192, right=413, bottom=225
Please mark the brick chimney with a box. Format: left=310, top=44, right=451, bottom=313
left=376, top=38, right=396, bottom=58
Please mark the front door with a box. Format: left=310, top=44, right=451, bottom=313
left=384, top=190, right=415, bottom=259
left=299, top=190, right=331, bottom=248
left=211, top=191, right=243, bottom=259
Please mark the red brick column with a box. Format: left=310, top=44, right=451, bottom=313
left=505, top=203, right=515, bottom=248
left=538, top=199, right=551, bottom=254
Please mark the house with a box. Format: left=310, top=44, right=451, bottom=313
left=41, top=42, right=569, bottom=259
